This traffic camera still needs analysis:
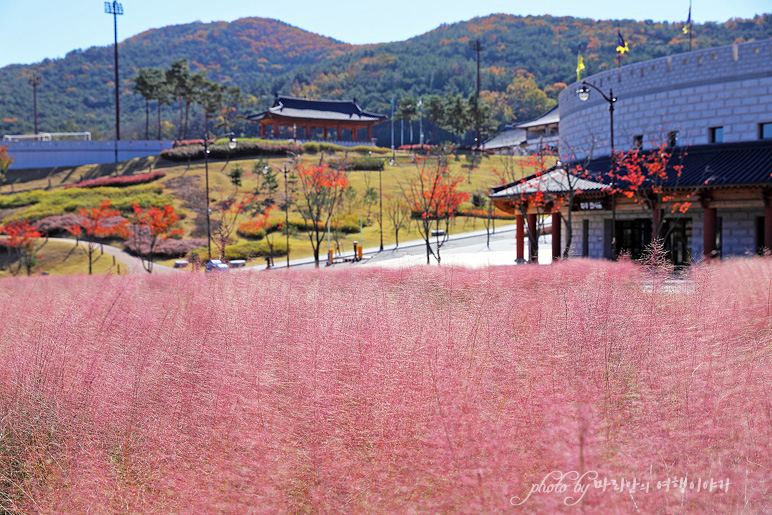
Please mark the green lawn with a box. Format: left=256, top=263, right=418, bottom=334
left=2, top=149, right=548, bottom=268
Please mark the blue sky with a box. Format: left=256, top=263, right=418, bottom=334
left=0, top=0, right=769, bottom=68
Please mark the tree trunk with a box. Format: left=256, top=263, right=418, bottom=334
left=157, top=101, right=162, bottom=140
left=145, top=99, right=150, bottom=140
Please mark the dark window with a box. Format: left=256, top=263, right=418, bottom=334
left=662, top=218, right=693, bottom=266
left=667, top=131, right=679, bottom=147
left=710, top=126, right=723, bottom=143
left=633, top=135, right=643, bottom=149
left=756, top=216, right=767, bottom=255
left=615, top=219, right=652, bottom=260
left=582, top=219, right=589, bottom=257
left=760, top=123, right=772, bottom=140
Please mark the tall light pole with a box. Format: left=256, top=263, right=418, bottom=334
left=577, top=81, right=617, bottom=258
left=204, top=132, right=237, bottom=261
left=27, top=74, right=41, bottom=134
left=104, top=1, right=123, bottom=163
left=469, top=39, right=483, bottom=150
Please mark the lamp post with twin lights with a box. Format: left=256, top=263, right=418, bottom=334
left=577, top=80, right=618, bottom=258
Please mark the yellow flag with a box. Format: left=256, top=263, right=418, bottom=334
left=576, top=52, right=585, bottom=82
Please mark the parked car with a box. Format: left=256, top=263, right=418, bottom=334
left=205, top=259, right=229, bottom=272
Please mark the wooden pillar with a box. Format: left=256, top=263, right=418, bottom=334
left=765, top=206, right=772, bottom=254
left=367, top=125, right=373, bottom=142
left=323, top=127, right=328, bottom=140
left=551, top=211, right=561, bottom=261
left=352, top=127, right=358, bottom=142
left=306, top=125, right=312, bottom=139
left=527, top=213, right=538, bottom=263
left=260, top=123, right=266, bottom=139
left=516, top=214, right=525, bottom=263
left=273, top=123, right=279, bottom=138
left=703, top=207, right=717, bottom=259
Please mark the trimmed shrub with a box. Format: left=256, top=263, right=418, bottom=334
left=63, top=171, right=166, bottom=189
left=327, top=156, right=385, bottom=171
left=350, top=145, right=390, bottom=155
left=189, top=239, right=288, bottom=261
left=124, top=229, right=207, bottom=257
left=0, top=190, right=47, bottom=209
left=160, top=140, right=303, bottom=162
left=236, top=220, right=282, bottom=240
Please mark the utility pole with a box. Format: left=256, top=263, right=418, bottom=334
left=27, top=74, right=41, bottom=134
left=469, top=39, right=483, bottom=150
left=104, top=1, right=123, bottom=163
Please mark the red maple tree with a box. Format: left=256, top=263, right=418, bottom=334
left=129, top=203, right=184, bottom=273
left=2, top=220, right=42, bottom=276
left=403, top=153, right=469, bottom=264
left=295, top=163, right=349, bottom=267
left=66, top=200, right=130, bottom=275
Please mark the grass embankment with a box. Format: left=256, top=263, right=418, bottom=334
left=2, top=148, right=542, bottom=268
left=0, top=239, right=128, bottom=277
left=0, top=260, right=769, bottom=511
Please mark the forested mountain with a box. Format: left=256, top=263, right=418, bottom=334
left=0, top=13, right=770, bottom=144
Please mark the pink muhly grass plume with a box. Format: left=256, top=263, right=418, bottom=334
left=0, top=259, right=768, bottom=512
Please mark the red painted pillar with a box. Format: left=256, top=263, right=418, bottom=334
left=765, top=206, right=772, bottom=254
left=551, top=211, right=561, bottom=261
left=273, top=123, right=279, bottom=138
left=352, top=127, right=358, bottom=142
left=703, top=207, right=717, bottom=259
left=516, top=214, right=525, bottom=262
left=260, top=123, right=266, bottom=139
left=367, top=125, right=373, bottom=142
left=307, top=125, right=312, bottom=139
left=527, top=213, right=538, bottom=263
left=323, top=127, right=328, bottom=140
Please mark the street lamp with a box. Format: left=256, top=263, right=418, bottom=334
left=27, top=74, right=41, bottom=134
left=204, top=133, right=237, bottom=261
left=104, top=1, right=123, bottom=164
left=577, top=80, right=618, bottom=258
left=263, top=153, right=296, bottom=268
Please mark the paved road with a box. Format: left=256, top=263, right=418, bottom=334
left=47, top=237, right=176, bottom=275
left=45, top=224, right=551, bottom=275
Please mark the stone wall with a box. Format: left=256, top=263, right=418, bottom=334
left=559, top=39, right=772, bottom=160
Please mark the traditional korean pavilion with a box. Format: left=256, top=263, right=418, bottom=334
left=247, top=95, right=388, bottom=143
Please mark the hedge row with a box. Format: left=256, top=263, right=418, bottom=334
left=189, top=240, right=289, bottom=261
left=236, top=220, right=282, bottom=240
left=63, top=171, right=166, bottom=189
left=326, top=156, right=385, bottom=171
left=160, top=140, right=303, bottom=162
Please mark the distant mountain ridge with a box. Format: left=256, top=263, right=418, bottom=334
left=0, top=13, right=769, bottom=142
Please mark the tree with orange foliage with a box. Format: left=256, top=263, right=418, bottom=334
left=0, top=145, right=13, bottom=189
left=2, top=220, right=42, bottom=276
left=403, top=150, right=469, bottom=264
left=66, top=200, right=129, bottom=275
left=295, top=162, right=349, bottom=267
left=616, top=141, right=699, bottom=246
left=129, top=203, right=184, bottom=273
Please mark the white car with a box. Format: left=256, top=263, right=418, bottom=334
left=205, top=259, right=229, bottom=272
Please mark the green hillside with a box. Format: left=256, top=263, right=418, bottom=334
left=0, top=13, right=769, bottom=144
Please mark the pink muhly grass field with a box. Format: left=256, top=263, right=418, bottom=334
left=0, top=260, right=770, bottom=513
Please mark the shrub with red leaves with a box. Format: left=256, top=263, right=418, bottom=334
left=63, top=171, right=166, bottom=189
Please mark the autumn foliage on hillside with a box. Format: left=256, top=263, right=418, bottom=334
left=1, top=261, right=769, bottom=511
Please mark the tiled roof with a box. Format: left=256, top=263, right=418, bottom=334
left=514, top=106, right=560, bottom=130
left=247, top=95, right=387, bottom=123
left=482, top=128, right=526, bottom=150
left=489, top=141, right=772, bottom=200
left=489, top=167, right=608, bottom=198
left=582, top=140, right=772, bottom=189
